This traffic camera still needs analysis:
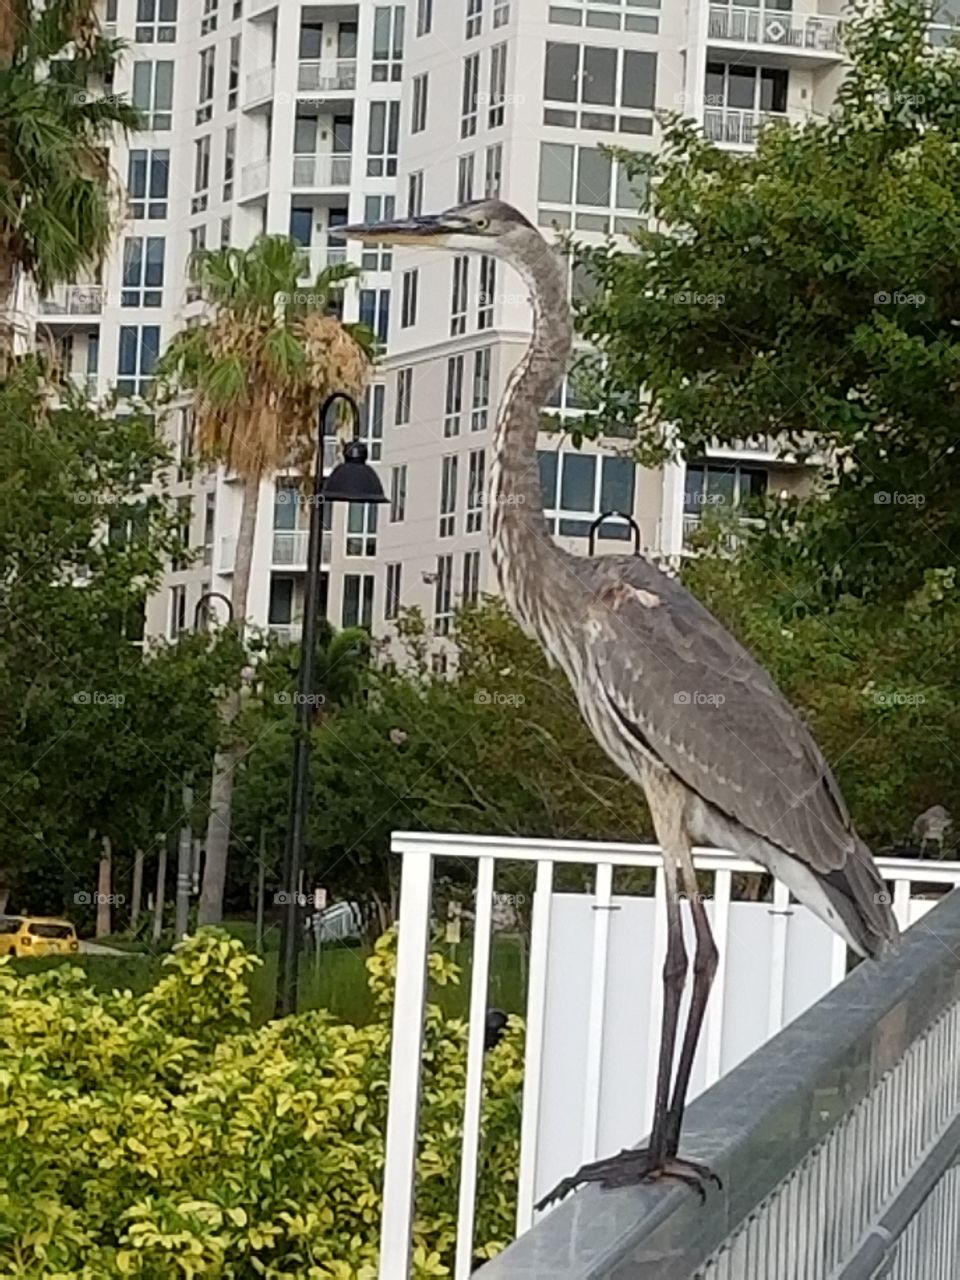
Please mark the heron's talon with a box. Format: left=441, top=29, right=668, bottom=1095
left=535, top=1148, right=719, bottom=1210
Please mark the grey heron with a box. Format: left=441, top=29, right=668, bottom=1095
left=343, top=200, right=900, bottom=1205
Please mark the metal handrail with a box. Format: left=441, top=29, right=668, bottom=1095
left=478, top=885, right=960, bottom=1278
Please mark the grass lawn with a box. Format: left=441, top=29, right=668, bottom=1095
left=9, top=928, right=527, bottom=1027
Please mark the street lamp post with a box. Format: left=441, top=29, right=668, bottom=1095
left=275, top=392, right=387, bottom=1017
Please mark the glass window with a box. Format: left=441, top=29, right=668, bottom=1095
left=539, top=142, right=574, bottom=204
left=582, top=45, right=616, bottom=106
left=577, top=147, right=611, bottom=206
left=600, top=456, right=635, bottom=514
left=560, top=453, right=595, bottom=510
left=622, top=51, right=657, bottom=110
left=544, top=42, right=578, bottom=102
left=299, top=21, right=323, bottom=59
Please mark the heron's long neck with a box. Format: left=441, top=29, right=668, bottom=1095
left=489, top=237, right=573, bottom=626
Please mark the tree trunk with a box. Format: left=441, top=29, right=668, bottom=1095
left=96, top=837, right=112, bottom=937
left=197, top=471, right=259, bottom=925
left=130, top=849, right=144, bottom=932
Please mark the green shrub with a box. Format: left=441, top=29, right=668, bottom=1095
left=0, top=929, right=522, bottom=1277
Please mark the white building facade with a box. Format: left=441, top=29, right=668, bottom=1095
left=36, top=0, right=850, bottom=645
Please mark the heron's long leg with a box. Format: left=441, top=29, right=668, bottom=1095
left=649, top=847, right=688, bottom=1161
left=663, top=844, right=719, bottom=1155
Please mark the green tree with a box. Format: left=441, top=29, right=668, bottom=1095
left=157, top=235, right=374, bottom=925
left=575, top=0, right=960, bottom=598
left=0, top=0, right=137, bottom=353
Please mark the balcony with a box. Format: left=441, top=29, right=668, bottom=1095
left=245, top=63, right=276, bottom=106
left=268, top=622, right=303, bottom=646
left=240, top=158, right=270, bottom=199
left=708, top=4, right=844, bottom=60
left=39, top=284, right=103, bottom=317
left=298, top=244, right=348, bottom=279
left=218, top=536, right=236, bottom=574
left=703, top=106, right=805, bottom=149
left=297, top=59, right=357, bottom=94
left=271, top=528, right=333, bottom=566
left=682, top=512, right=764, bottom=552
left=291, top=152, right=352, bottom=190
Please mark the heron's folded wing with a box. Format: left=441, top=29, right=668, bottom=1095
left=588, top=565, right=856, bottom=872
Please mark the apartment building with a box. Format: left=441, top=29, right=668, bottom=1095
left=33, top=0, right=851, bottom=646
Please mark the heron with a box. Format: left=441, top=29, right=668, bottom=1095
left=343, top=199, right=900, bottom=1205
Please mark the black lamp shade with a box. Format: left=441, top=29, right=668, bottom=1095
left=322, top=438, right=388, bottom=504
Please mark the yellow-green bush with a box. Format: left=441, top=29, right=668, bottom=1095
left=0, top=929, right=523, bottom=1278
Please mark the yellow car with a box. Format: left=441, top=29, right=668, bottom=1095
left=0, top=916, right=79, bottom=957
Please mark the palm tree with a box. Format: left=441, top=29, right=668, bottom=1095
left=0, top=0, right=138, bottom=355
left=157, top=234, right=372, bottom=925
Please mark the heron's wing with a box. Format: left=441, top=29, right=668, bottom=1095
left=586, top=558, right=855, bottom=872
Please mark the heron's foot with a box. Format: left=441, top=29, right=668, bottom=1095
left=535, top=1147, right=721, bottom=1211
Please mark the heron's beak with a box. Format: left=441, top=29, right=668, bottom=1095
left=341, top=212, right=468, bottom=246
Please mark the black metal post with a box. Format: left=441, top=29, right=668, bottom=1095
left=274, top=392, right=385, bottom=1017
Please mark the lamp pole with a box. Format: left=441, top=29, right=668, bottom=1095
left=275, top=392, right=386, bottom=1017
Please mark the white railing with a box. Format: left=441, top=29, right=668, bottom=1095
left=271, top=529, right=308, bottom=566
left=268, top=622, right=303, bottom=646
left=240, top=158, right=270, bottom=197
left=67, top=371, right=98, bottom=398
left=708, top=4, right=843, bottom=53
left=297, top=58, right=357, bottom=93
left=298, top=244, right=349, bottom=279
left=218, top=536, right=236, bottom=573
left=245, top=64, right=276, bottom=104
left=380, top=833, right=960, bottom=1280
left=291, top=153, right=352, bottom=189
left=703, top=106, right=800, bottom=147
left=39, top=284, right=103, bottom=316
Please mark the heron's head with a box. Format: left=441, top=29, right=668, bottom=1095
left=343, top=199, right=537, bottom=258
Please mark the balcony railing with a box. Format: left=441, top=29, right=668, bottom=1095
left=240, top=158, right=270, bottom=197
left=703, top=106, right=802, bottom=147
left=708, top=4, right=843, bottom=53
left=682, top=511, right=764, bottom=552
left=39, top=284, right=103, bottom=316
left=297, top=59, right=357, bottom=93
left=66, top=371, right=99, bottom=398
left=268, top=622, right=303, bottom=646
left=271, top=528, right=333, bottom=565
left=298, top=244, right=349, bottom=279
left=245, top=64, right=276, bottom=104
left=291, top=152, right=352, bottom=189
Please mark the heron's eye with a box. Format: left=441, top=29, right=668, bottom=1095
left=474, top=216, right=490, bottom=231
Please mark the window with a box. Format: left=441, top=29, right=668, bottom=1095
left=121, top=236, right=165, bottom=307
left=220, top=216, right=231, bottom=248
left=434, top=554, right=454, bottom=634
left=461, top=53, right=480, bottom=138
left=201, top=0, right=218, bottom=35
left=439, top=455, right=459, bottom=537
left=478, top=256, right=495, bottom=329
left=117, top=325, right=160, bottom=397
left=466, top=449, right=485, bottom=532
left=172, top=495, right=192, bottom=571
left=445, top=356, right=464, bottom=437
left=359, top=288, right=390, bottom=344
left=704, top=62, right=788, bottom=145
left=372, top=6, right=404, bottom=81
left=401, top=269, right=419, bottom=328
left=412, top=73, right=429, bottom=133
left=227, top=35, right=240, bottom=110
left=493, top=0, right=510, bottom=27
left=396, top=367, right=413, bottom=425
left=338, top=22, right=358, bottom=58
left=192, top=135, right=210, bottom=211
left=385, top=563, right=403, bottom=620
left=458, top=154, right=475, bottom=203
left=417, top=0, right=433, bottom=36
left=451, top=256, right=469, bottom=336
left=177, top=406, right=194, bottom=481
left=538, top=449, right=637, bottom=538
left=548, top=0, right=657, bottom=34
left=390, top=464, right=407, bottom=522
left=484, top=143, right=503, bottom=198
left=367, top=101, right=400, bottom=176
left=132, top=61, right=174, bottom=129
left=223, top=126, right=235, bottom=200
left=203, top=492, right=215, bottom=558
left=197, top=47, right=215, bottom=124
left=135, top=0, right=176, bottom=43
left=169, top=584, right=187, bottom=638
left=346, top=503, right=378, bottom=557
left=407, top=170, right=424, bottom=217
left=342, top=574, right=374, bottom=629
left=299, top=20, right=323, bottom=59
left=543, top=42, right=657, bottom=134
left=538, top=141, right=647, bottom=234
left=360, top=384, right=385, bottom=459
left=466, top=0, right=483, bottom=39
left=472, top=348, right=492, bottom=430
left=127, top=148, right=169, bottom=218
left=462, top=549, right=481, bottom=604
left=360, top=194, right=395, bottom=272
left=683, top=463, right=768, bottom=514
left=488, top=43, right=507, bottom=127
